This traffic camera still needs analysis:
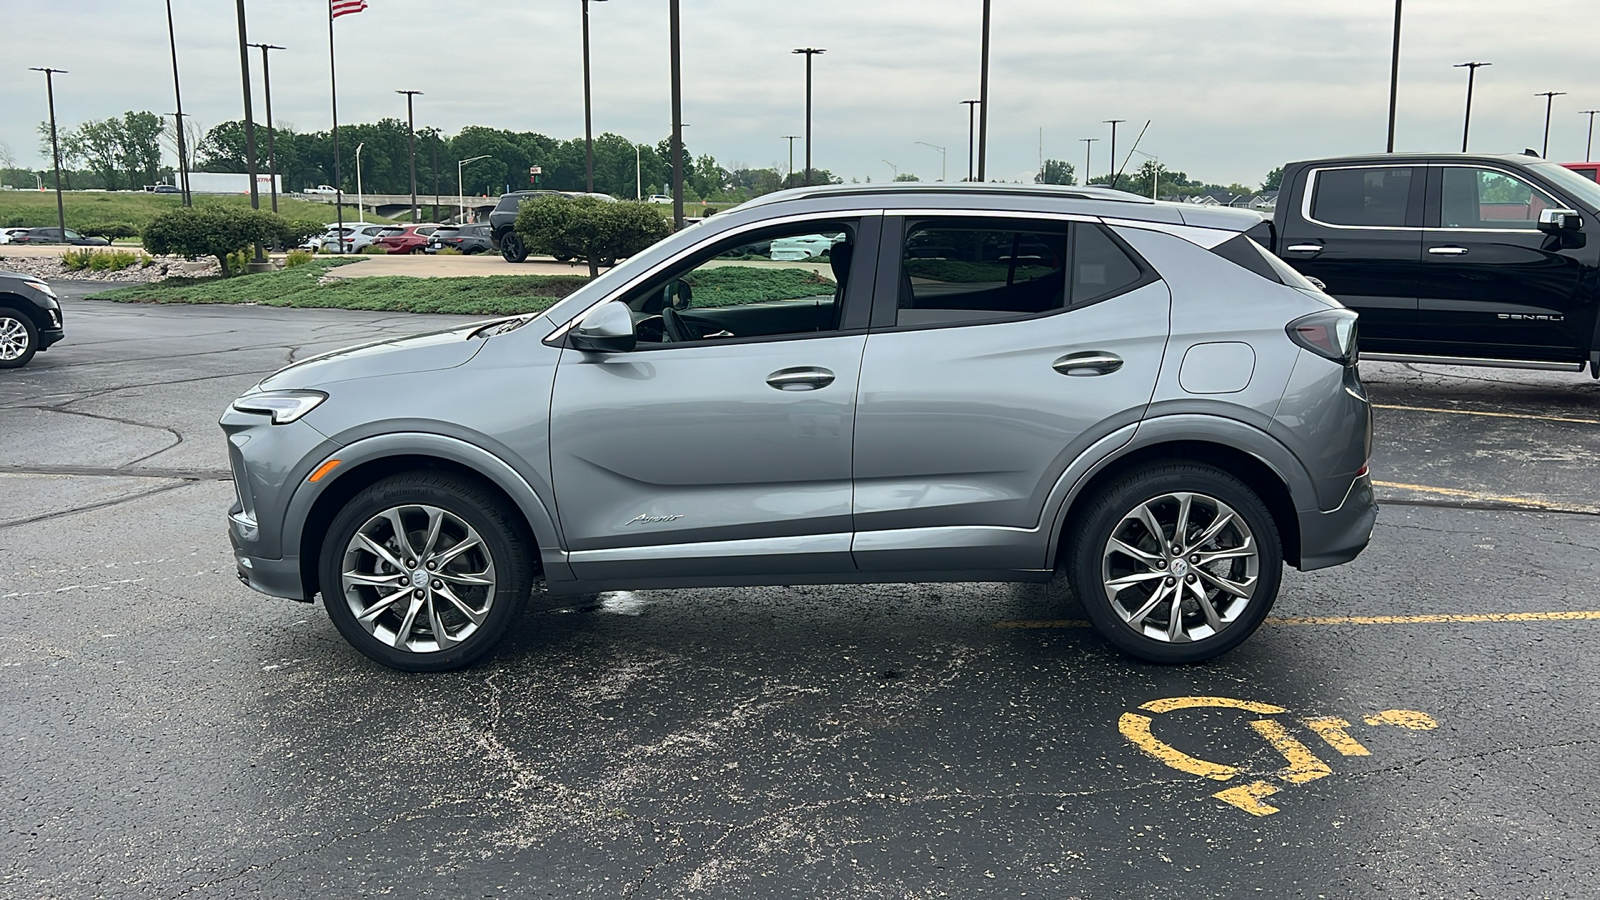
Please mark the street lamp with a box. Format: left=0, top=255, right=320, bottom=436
left=397, top=90, right=423, bottom=221
left=1386, top=0, right=1402, bottom=152
left=793, top=48, right=825, bottom=185
left=1453, top=61, right=1490, bottom=152
left=1537, top=91, right=1567, bottom=158
left=914, top=141, right=946, bottom=182
left=457, top=155, right=490, bottom=223
left=960, top=100, right=979, bottom=181
left=669, top=0, right=683, bottom=228
left=977, top=0, right=991, bottom=181
left=635, top=144, right=642, bottom=200
left=234, top=0, right=269, bottom=272
left=1079, top=137, right=1098, bottom=186
left=1103, top=119, right=1126, bottom=190
left=164, top=0, right=191, bottom=206
left=1133, top=149, right=1162, bottom=200
left=1582, top=110, right=1600, bottom=162
left=883, top=160, right=898, bottom=180
left=29, top=67, right=67, bottom=241
left=354, top=142, right=366, bottom=223
left=581, top=0, right=608, bottom=193
left=248, top=42, right=286, bottom=213
left=782, top=134, right=801, bottom=187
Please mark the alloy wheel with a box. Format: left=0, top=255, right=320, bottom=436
left=0, top=315, right=31, bottom=362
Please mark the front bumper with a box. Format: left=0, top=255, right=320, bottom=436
left=229, top=524, right=310, bottom=601
left=39, top=326, right=64, bottom=350
left=1296, top=473, right=1378, bottom=571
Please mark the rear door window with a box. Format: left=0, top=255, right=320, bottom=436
left=1309, top=166, right=1417, bottom=227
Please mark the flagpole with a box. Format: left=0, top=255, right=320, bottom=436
left=329, top=0, right=344, bottom=251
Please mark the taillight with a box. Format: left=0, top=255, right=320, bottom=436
left=1286, top=309, right=1359, bottom=365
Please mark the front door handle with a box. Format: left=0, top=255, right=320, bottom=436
left=766, top=366, right=836, bottom=391
left=1428, top=246, right=1469, bottom=256
left=1285, top=243, right=1325, bottom=253
left=1053, top=352, right=1124, bottom=377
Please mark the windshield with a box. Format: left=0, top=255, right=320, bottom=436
left=1529, top=162, right=1600, bottom=212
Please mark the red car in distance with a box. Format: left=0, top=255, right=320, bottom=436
left=373, top=224, right=441, bottom=254
left=1561, top=162, right=1600, bottom=182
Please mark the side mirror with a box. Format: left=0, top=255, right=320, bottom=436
left=1538, top=208, right=1583, bottom=234
left=569, top=300, right=637, bottom=353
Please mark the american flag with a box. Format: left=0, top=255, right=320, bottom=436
left=332, top=0, right=367, bottom=18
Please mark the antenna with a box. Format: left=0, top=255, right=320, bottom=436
left=1111, top=120, right=1151, bottom=188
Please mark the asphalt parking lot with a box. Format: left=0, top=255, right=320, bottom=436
left=3, top=285, right=1599, bottom=899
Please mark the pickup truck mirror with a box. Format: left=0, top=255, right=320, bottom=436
left=569, top=300, right=637, bottom=353
left=1538, top=208, right=1583, bottom=233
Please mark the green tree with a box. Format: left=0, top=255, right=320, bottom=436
left=119, top=111, right=166, bottom=188
left=514, top=195, right=669, bottom=278
left=1036, top=158, right=1076, bottom=185
left=1262, top=166, right=1283, bottom=192
left=63, top=118, right=127, bottom=190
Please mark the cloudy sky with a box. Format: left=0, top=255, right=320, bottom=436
left=4, top=0, right=1599, bottom=188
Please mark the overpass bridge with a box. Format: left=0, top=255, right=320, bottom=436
left=287, top=192, right=497, bottom=223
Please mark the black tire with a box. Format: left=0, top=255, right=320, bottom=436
left=552, top=253, right=572, bottom=263
left=318, top=472, right=535, bottom=672
left=0, top=306, right=39, bottom=369
left=500, top=232, right=528, bottom=263
left=409, top=246, right=426, bottom=254
left=1068, top=462, right=1282, bottom=664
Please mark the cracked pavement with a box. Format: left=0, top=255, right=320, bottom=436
left=2, top=287, right=1599, bottom=898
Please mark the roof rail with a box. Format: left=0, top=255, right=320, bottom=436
left=737, top=181, right=1156, bottom=209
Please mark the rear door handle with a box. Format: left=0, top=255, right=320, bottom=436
left=1428, top=246, right=1469, bottom=256
left=766, top=366, right=836, bottom=391
left=1053, top=352, right=1124, bottom=377
left=1285, top=243, right=1324, bottom=253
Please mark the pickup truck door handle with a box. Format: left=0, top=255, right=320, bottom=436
left=1053, top=352, right=1124, bottom=377
left=1285, top=243, right=1324, bottom=253
left=766, top=366, right=836, bottom=391
left=1428, top=246, right=1469, bottom=256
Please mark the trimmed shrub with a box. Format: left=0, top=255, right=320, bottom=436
left=514, top=196, right=670, bottom=277
left=142, top=206, right=313, bottom=277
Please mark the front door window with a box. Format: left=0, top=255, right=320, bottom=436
left=1438, top=167, right=1558, bottom=229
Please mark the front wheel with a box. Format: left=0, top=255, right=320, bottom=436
left=318, top=473, right=535, bottom=671
left=499, top=232, right=528, bottom=263
left=0, top=307, right=39, bottom=368
left=1069, top=463, right=1282, bottom=664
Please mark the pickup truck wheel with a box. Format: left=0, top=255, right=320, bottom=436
left=0, top=307, right=38, bottom=369
left=319, top=473, right=534, bottom=672
left=1069, top=463, right=1282, bottom=664
left=500, top=232, right=528, bottom=263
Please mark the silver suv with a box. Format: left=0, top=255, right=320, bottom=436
left=222, top=184, right=1375, bottom=671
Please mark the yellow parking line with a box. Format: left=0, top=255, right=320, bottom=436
left=994, top=610, right=1600, bottom=630
left=1372, top=479, right=1596, bottom=513
left=1373, top=403, right=1600, bottom=426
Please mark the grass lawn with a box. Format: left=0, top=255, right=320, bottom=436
left=0, top=191, right=397, bottom=233
left=90, top=260, right=587, bottom=317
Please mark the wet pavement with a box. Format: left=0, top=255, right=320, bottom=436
left=2, top=287, right=1598, bottom=898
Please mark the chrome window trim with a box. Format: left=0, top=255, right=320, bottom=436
left=545, top=208, right=884, bottom=341
left=894, top=208, right=1100, bottom=223
left=1301, top=162, right=1565, bottom=234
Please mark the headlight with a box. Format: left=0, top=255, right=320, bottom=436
left=231, top=390, right=328, bottom=424
left=23, top=280, right=56, bottom=299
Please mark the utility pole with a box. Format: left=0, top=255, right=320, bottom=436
left=1453, top=61, right=1490, bottom=152
left=961, top=99, right=979, bottom=181
left=782, top=134, right=801, bottom=187
left=581, top=0, right=608, bottom=193
left=431, top=131, right=441, bottom=221
left=793, top=48, right=825, bottom=186
left=669, top=0, right=684, bottom=228
left=30, top=68, right=67, bottom=240
left=249, top=42, right=285, bottom=212
left=234, top=0, right=269, bottom=272
left=397, top=90, right=422, bottom=221
left=1582, top=110, right=1600, bottom=162
left=1079, top=137, right=1098, bottom=187
left=977, top=0, right=991, bottom=181
left=915, top=141, right=946, bottom=182
left=1103, top=120, right=1126, bottom=189
left=1386, top=0, right=1402, bottom=152
left=1537, top=91, right=1567, bottom=158
left=164, top=0, right=191, bottom=205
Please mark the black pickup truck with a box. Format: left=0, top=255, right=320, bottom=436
left=1257, top=153, right=1600, bottom=377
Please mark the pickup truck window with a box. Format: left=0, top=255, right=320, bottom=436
left=1440, top=167, right=1556, bottom=230
left=1530, top=161, right=1600, bottom=210
left=1310, top=166, right=1415, bottom=227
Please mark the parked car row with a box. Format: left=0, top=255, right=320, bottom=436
left=3, top=227, right=110, bottom=246
left=425, top=223, right=494, bottom=254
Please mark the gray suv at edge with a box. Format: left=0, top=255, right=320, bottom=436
left=222, top=183, right=1376, bottom=671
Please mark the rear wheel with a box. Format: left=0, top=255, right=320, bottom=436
left=0, top=307, right=38, bottom=369
left=318, top=473, right=534, bottom=672
left=1069, top=463, right=1282, bottom=664
left=500, top=232, right=528, bottom=263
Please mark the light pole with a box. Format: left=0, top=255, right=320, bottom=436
left=29, top=67, right=67, bottom=240
left=961, top=99, right=979, bottom=181
left=782, top=134, right=801, bottom=187
left=1104, top=119, right=1126, bottom=189
left=915, top=141, right=946, bottom=182
left=1386, top=0, right=1402, bottom=152
left=354, top=141, right=365, bottom=223
left=397, top=89, right=422, bottom=221
left=234, top=0, right=270, bottom=271
left=249, top=42, right=285, bottom=213
left=457, top=155, right=489, bottom=223
left=581, top=0, right=608, bottom=193
left=635, top=144, right=642, bottom=200
left=1133, top=149, right=1161, bottom=199
left=977, top=0, right=991, bottom=181
left=1582, top=110, right=1600, bottom=162
left=793, top=48, right=825, bottom=186
left=164, top=0, right=191, bottom=206
left=1453, top=61, right=1490, bottom=152
left=669, top=0, right=683, bottom=228
left=1538, top=91, right=1567, bottom=158
left=1079, top=137, right=1098, bottom=186
left=884, top=160, right=898, bottom=180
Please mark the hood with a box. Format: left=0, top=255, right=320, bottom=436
left=256, top=323, right=490, bottom=391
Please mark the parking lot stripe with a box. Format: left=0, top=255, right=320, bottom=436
left=1372, top=403, right=1600, bottom=426
left=994, top=610, right=1600, bottom=629
left=1372, top=479, right=1598, bottom=513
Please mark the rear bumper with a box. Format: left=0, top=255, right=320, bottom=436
left=1296, top=473, right=1377, bottom=571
